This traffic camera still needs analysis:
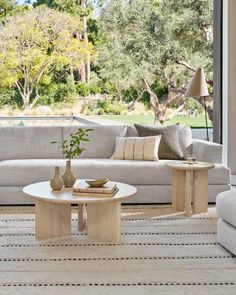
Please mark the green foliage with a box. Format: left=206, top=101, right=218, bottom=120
left=101, top=82, right=117, bottom=96
left=75, top=82, right=102, bottom=97
left=98, top=0, right=167, bottom=89
left=0, top=0, right=213, bottom=118
left=0, top=6, right=94, bottom=109
left=101, top=114, right=213, bottom=128
left=122, top=87, right=139, bottom=103
left=98, top=0, right=213, bottom=112
left=97, top=100, right=126, bottom=115
left=82, top=99, right=127, bottom=115
left=150, top=81, right=168, bottom=104
left=0, top=0, right=15, bottom=18
left=184, top=98, right=203, bottom=113
left=34, top=0, right=82, bottom=15
left=51, top=128, right=93, bottom=160
left=81, top=100, right=97, bottom=115
left=38, top=76, right=76, bottom=105
left=0, top=87, right=21, bottom=107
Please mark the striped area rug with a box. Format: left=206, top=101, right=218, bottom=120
left=0, top=205, right=235, bottom=295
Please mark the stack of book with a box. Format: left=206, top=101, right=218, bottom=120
left=72, top=181, right=118, bottom=197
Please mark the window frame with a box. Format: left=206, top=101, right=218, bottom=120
left=213, top=0, right=223, bottom=143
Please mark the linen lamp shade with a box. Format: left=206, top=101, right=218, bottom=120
left=184, top=67, right=210, bottom=141
left=184, top=67, right=209, bottom=98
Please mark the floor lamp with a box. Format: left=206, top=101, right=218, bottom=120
left=184, top=68, right=210, bottom=141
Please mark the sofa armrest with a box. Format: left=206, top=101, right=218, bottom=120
left=191, top=139, right=223, bottom=164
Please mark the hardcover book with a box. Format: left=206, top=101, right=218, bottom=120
left=72, top=187, right=119, bottom=198
left=73, top=181, right=117, bottom=195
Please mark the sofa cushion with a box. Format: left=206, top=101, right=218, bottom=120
left=0, top=126, right=63, bottom=160
left=216, top=190, right=236, bottom=227
left=134, top=124, right=184, bottom=160
left=62, top=125, right=128, bottom=159
left=112, top=136, right=162, bottom=161
left=127, top=125, right=138, bottom=137
left=129, top=123, right=192, bottom=157
left=0, top=159, right=230, bottom=186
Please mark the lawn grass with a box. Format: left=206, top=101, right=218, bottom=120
left=99, top=114, right=213, bottom=128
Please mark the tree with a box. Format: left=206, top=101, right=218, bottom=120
left=0, top=7, right=94, bottom=109
left=34, top=0, right=99, bottom=83
left=159, top=0, right=214, bottom=121
left=0, top=0, right=30, bottom=20
left=0, top=0, right=15, bottom=19
left=98, top=0, right=213, bottom=123
left=98, top=0, right=164, bottom=104
left=98, top=0, right=183, bottom=123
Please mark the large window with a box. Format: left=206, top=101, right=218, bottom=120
left=0, top=0, right=215, bottom=140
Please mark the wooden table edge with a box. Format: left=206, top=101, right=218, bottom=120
left=166, top=162, right=215, bottom=171
left=23, top=181, right=137, bottom=204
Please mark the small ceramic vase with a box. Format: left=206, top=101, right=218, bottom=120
left=50, top=167, right=63, bottom=191
left=62, top=160, right=76, bottom=187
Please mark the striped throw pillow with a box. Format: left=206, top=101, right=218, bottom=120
left=112, top=136, right=162, bottom=161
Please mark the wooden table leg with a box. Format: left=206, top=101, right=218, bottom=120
left=78, top=204, right=86, bottom=231
left=86, top=201, right=121, bottom=242
left=35, top=200, right=71, bottom=239
left=185, top=170, right=192, bottom=217
left=172, top=169, right=185, bottom=212
left=193, top=170, right=208, bottom=213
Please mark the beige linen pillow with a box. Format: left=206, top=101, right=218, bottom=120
left=134, top=124, right=184, bottom=160
left=112, top=136, right=162, bottom=161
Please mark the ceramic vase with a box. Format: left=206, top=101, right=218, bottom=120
left=50, top=166, right=64, bottom=191
left=62, top=160, right=76, bottom=187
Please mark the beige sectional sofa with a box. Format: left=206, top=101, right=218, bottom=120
left=0, top=125, right=231, bottom=204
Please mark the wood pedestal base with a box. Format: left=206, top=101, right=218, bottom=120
left=87, top=202, right=121, bottom=242
left=36, top=201, right=121, bottom=242
left=78, top=204, right=86, bottom=231
left=171, top=169, right=209, bottom=217
left=35, top=201, right=71, bottom=239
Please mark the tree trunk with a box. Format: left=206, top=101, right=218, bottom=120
left=115, top=83, right=123, bottom=101
left=83, top=14, right=90, bottom=83
left=193, top=96, right=213, bottom=122
left=143, top=79, right=162, bottom=124
left=81, top=0, right=90, bottom=84
left=23, top=94, right=30, bottom=109
left=74, top=30, right=86, bottom=83
left=207, top=104, right=213, bottom=122
left=143, top=78, right=185, bottom=125
left=29, top=85, right=41, bottom=109
left=15, top=81, right=31, bottom=109
left=79, top=67, right=86, bottom=83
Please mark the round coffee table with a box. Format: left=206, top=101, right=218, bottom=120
left=23, top=180, right=137, bottom=242
left=166, top=161, right=215, bottom=217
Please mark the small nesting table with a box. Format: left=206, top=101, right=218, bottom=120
left=23, top=180, right=137, bottom=242
left=166, top=161, right=215, bottom=217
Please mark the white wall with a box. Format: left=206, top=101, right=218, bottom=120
left=222, top=0, right=236, bottom=175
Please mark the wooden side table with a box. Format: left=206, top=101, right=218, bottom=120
left=166, top=162, right=215, bottom=217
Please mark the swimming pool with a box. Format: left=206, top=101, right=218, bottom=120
left=0, top=116, right=97, bottom=127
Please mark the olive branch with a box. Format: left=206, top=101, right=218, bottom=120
left=51, top=128, right=93, bottom=160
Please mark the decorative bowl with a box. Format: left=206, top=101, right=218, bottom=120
left=85, top=178, right=109, bottom=187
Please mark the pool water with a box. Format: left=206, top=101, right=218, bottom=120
left=0, top=116, right=89, bottom=127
